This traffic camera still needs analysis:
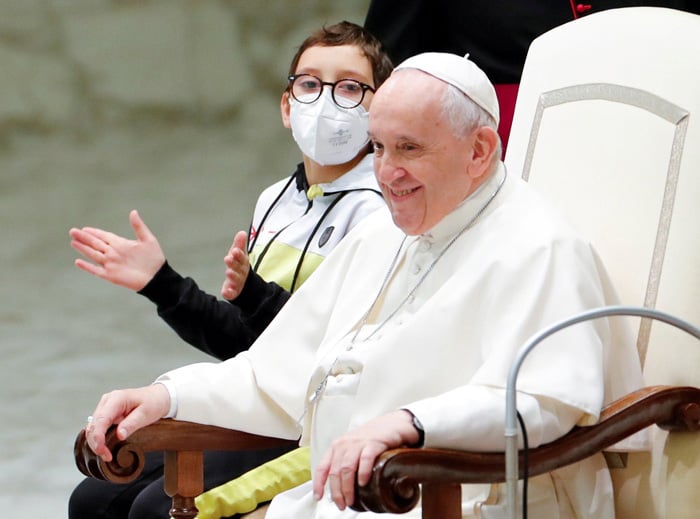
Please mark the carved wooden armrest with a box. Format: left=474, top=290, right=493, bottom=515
left=74, top=419, right=297, bottom=519
left=74, top=387, right=700, bottom=518
left=352, top=385, right=700, bottom=517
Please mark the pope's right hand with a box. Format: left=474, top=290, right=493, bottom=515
left=85, top=384, right=171, bottom=462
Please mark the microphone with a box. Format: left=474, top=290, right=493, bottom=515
left=504, top=305, right=700, bottom=519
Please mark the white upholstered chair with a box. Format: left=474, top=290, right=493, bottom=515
left=504, top=7, right=700, bottom=517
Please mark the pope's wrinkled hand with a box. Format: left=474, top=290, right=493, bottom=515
left=313, top=410, right=419, bottom=510
left=85, top=384, right=171, bottom=462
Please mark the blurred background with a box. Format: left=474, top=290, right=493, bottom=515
left=0, top=0, right=370, bottom=515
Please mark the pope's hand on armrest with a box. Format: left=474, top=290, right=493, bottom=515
left=84, top=383, right=171, bottom=462
left=313, top=409, right=419, bottom=511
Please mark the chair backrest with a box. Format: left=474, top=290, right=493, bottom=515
left=504, top=7, right=700, bottom=517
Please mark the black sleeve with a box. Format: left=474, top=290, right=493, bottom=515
left=138, top=262, right=291, bottom=361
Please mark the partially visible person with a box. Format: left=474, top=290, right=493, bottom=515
left=364, top=0, right=700, bottom=153
left=68, top=21, right=392, bottom=519
left=81, top=52, right=643, bottom=518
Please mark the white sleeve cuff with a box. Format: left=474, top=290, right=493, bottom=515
left=154, top=380, right=178, bottom=418
left=403, top=386, right=581, bottom=451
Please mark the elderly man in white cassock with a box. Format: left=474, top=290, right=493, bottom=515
left=84, top=52, right=643, bottom=518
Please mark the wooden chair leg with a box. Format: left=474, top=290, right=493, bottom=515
left=164, top=450, right=203, bottom=519
left=421, top=482, right=461, bottom=519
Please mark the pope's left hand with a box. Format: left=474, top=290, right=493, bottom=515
left=313, top=409, right=420, bottom=510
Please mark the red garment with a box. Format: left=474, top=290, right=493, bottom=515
left=494, top=83, right=519, bottom=156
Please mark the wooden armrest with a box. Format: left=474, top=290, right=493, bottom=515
left=74, top=419, right=297, bottom=519
left=352, top=385, right=700, bottom=515
left=74, top=386, right=700, bottom=518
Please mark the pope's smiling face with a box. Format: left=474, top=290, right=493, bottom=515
left=369, top=69, right=487, bottom=236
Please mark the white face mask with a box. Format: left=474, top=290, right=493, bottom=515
left=289, top=89, right=370, bottom=166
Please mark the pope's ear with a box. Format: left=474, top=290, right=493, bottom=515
left=467, top=126, right=499, bottom=180
left=280, top=91, right=292, bottom=129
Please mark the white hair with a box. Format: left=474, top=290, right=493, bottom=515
left=440, top=83, right=502, bottom=162
left=440, top=83, right=497, bottom=135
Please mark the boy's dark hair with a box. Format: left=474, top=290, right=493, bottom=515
left=287, top=21, right=393, bottom=89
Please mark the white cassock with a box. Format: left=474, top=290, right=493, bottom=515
left=158, top=163, right=644, bottom=518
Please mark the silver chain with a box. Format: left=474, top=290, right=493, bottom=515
left=351, top=166, right=508, bottom=343
left=302, top=166, right=508, bottom=419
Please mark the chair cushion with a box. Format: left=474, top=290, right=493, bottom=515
left=194, top=447, right=310, bottom=519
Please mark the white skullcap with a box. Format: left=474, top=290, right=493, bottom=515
left=394, top=52, right=500, bottom=126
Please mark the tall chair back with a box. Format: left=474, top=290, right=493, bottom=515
left=504, top=7, right=700, bottom=517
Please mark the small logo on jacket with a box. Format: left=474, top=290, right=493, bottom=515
left=318, top=226, right=335, bottom=247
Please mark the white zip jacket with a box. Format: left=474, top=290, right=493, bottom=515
left=249, top=154, right=383, bottom=292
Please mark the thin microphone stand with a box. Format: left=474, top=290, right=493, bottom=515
left=505, top=305, right=700, bottom=519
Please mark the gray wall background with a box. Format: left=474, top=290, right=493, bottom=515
left=0, top=0, right=370, bottom=515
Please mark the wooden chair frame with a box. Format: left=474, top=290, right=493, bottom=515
left=74, top=385, right=700, bottom=518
